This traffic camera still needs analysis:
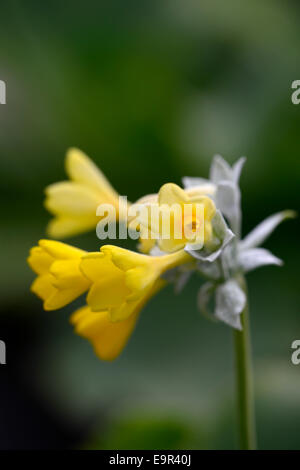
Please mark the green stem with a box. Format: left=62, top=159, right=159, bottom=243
left=233, top=275, right=257, bottom=450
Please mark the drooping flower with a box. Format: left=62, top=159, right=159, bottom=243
left=27, top=239, right=192, bottom=359
left=27, top=240, right=90, bottom=310
left=80, top=245, right=191, bottom=322
left=45, top=148, right=128, bottom=238
left=70, top=280, right=164, bottom=361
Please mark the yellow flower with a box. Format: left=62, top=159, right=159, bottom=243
left=27, top=240, right=90, bottom=310
left=130, top=187, right=216, bottom=254
left=137, top=183, right=216, bottom=253
left=45, top=148, right=128, bottom=238
left=70, top=280, right=163, bottom=361
left=80, top=245, right=191, bottom=322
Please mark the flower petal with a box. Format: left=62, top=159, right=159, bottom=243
left=45, top=181, right=100, bottom=216
left=86, top=276, right=130, bottom=312
left=80, top=252, right=120, bottom=281
left=27, top=246, right=53, bottom=275
left=66, top=148, right=119, bottom=201
left=70, top=306, right=139, bottom=360
left=50, top=259, right=90, bottom=290
left=44, top=282, right=88, bottom=310
left=158, top=183, right=188, bottom=206
left=46, top=215, right=98, bottom=239
left=39, top=239, right=85, bottom=259
left=30, top=274, right=56, bottom=301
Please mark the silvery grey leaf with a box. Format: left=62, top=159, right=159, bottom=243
left=238, top=247, right=283, bottom=273
left=191, top=247, right=223, bottom=263
left=196, top=260, right=221, bottom=280
left=211, top=210, right=235, bottom=248
left=210, top=154, right=246, bottom=185
left=185, top=210, right=234, bottom=262
left=210, top=154, right=232, bottom=183
left=197, top=282, right=217, bottom=321
left=215, top=279, right=246, bottom=330
left=216, top=180, right=241, bottom=222
left=232, top=157, right=246, bottom=183
left=240, top=210, right=296, bottom=250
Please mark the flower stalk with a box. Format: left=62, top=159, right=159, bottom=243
left=233, top=275, right=256, bottom=450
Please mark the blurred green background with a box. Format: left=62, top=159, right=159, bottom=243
left=0, top=0, right=300, bottom=449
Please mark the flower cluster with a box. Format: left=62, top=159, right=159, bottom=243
left=28, top=149, right=295, bottom=359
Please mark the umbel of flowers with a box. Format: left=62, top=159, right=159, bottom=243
left=28, top=148, right=295, bottom=449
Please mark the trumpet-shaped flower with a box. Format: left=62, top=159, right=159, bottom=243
left=70, top=280, right=163, bottom=361
left=137, top=183, right=216, bottom=253
left=45, top=148, right=128, bottom=238
left=80, top=245, right=191, bottom=322
left=27, top=240, right=90, bottom=310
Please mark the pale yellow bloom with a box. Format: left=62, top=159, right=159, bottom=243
left=137, top=183, right=216, bottom=253
left=70, top=280, right=163, bottom=361
left=27, top=240, right=90, bottom=310
left=80, top=245, right=191, bottom=322
left=45, top=148, right=128, bottom=238
left=130, top=186, right=216, bottom=254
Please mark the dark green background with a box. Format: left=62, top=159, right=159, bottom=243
left=0, top=0, right=299, bottom=449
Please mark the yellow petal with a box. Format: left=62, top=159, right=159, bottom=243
left=158, top=237, right=185, bottom=253
left=46, top=215, right=98, bottom=239
left=204, top=221, right=213, bottom=243
left=44, top=282, right=88, bottom=311
left=66, top=148, right=119, bottom=202
left=70, top=306, right=139, bottom=361
left=45, top=181, right=100, bottom=216
left=79, top=252, right=118, bottom=282
left=50, top=259, right=90, bottom=290
left=124, top=266, right=159, bottom=295
left=109, top=299, right=140, bottom=322
left=189, top=195, right=216, bottom=221
left=39, top=239, right=85, bottom=259
left=101, top=245, right=148, bottom=271
left=86, top=275, right=130, bottom=312
left=30, top=274, right=56, bottom=301
left=158, top=183, right=188, bottom=206
left=185, top=184, right=216, bottom=198
left=27, top=246, right=53, bottom=275
left=109, top=278, right=165, bottom=322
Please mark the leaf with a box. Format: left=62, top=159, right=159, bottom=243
left=232, top=157, right=246, bottom=184
left=196, top=260, right=221, bottom=280
left=185, top=210, right=234, bottom=262
left=216, top=180, right=241, bottom=223
left=215, top=279, right=246, bottom=330
left=240, top=210, right=296, bottom=250
left=210, top=155, right=232, bottom=183
left=210, top=155, right=246, bottom=185
left=238, top=247, right=283, bottom=273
